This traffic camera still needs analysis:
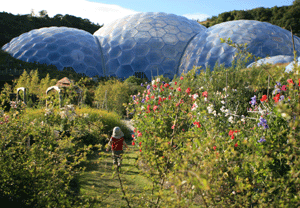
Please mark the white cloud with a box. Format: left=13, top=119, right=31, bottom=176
left=1, top=0, right=139, bottom=26
left=182, top=13, right=211, bottom=21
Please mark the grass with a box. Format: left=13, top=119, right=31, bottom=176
left=79, top=143, right=153, bottom=207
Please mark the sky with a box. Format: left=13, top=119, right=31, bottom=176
left=1, top=0, right=295, bottom=26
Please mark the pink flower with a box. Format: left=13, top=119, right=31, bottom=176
left=171, top=125, right=175, bottom=129
left=281, top=85, right=286, bottom=91
left=202, top=91, right=208, bottom=97
left=287, top=79, right=294, bottom=85
left=153, top=105, right=158, bottom=112
left=137, top=132, right=142, bottom=137
left=180, top=76, right=184, bottom=80
left=213, top=146, right=216, bottom=150
left=177, top=87, right=182, bottom=92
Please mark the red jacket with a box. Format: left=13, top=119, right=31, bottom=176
left=110, top=137, right=125, bottom=151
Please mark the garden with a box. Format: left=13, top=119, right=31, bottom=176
left=0, top=41, right=300, bottom=207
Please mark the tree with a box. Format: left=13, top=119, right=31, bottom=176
left=38, top=10, right=48, bottom=18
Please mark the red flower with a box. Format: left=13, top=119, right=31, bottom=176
left=175, top=82, right=177, bottom=85
left=137, top=132, right=142, bottom=137
left=153, top=105, right=158, bottom=112
left=287, top=79, right=294, bottom=85
left=169, top=87, right=173, bottom=90
left=139, top=149, right=142, bottom=152
left=153, top=84, right=157, bottom=88
left=228, top=130, right=234, bottom=136
left=139, top=142, right=142, bottom=146
left=168, top=95, right=171, bottom=100
left=273, top=93, right=280, bottom=103
left=171, top=125, right=175, bottom=129
left=260, top=95, right=267, bottom=102
left=193, top=121, right=201, bottom=128
left=234, top=143, right=238, bottom=148
left=164, top=83, right=169, bottom=88
left=133, top=128, right=136, bottom=133
left=132, top=134, right=135, bottom=138
left=146, top=97, right=150, bottom=101
left=186, top=87, right=191, bottom=94
left=177, top=87, right=182, bottom=92
left=231, top=135, right=234, bottom=140
left=180, top=76, right=184, bottom=80
left=151, top=95, right=155, bottom=99
left=202, top=91, right=208, bottom=97
left=213, top=146, right=216, bottom=150
left=132, top=142, right=135, bottom=146
left=299, top=78, right=300, bottom=87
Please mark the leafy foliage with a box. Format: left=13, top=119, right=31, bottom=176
left=200, top=1, right=300, bottom=37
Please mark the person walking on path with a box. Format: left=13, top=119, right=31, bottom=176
left=106, top=127, right=129, bottom=169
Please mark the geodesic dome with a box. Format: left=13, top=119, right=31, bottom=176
left=2, top=27, right=104, bottom=77
left=93, top=12, right=206, bottom=80
left=247, top=55, right=294, bottom=68
left=285, top=56, right=300, bottom=73
left=178, top=20, right=300, bottom=75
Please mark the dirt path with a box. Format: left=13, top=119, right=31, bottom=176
left=121, top=119, right=135, bottom=132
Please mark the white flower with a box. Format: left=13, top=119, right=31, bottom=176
left=220, top=106, right=226, bottom=112
left=228, top=116, right=234, bottom=123
left=156, top=78, right=160, bottom=83
left=207, top=104, right=214, bottom=114
left=151, top=80, right=156, bottom=85
left=221, top=100, right=225, bottom=104
left=204, top=97, right=207, bottom=101
left=141, top=106, right=145, bottom=110
left=191, top=102, right=198, bottom=111
left=212, top=110, right=217, bottom=116
left=192, top=93, right=199, bottom=100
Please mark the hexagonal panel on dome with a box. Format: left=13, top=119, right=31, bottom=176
left=2, top=27, right=104, bottom=77
left=178, top=20, right=300, bottom=76
left=94, top=12, right=206, bottom=80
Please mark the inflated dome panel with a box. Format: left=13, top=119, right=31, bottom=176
left=2, top=27, right=104, bottom=77
left=178, top=20, right=300, bottom=75
left=94, top=12, right=206, bottom=79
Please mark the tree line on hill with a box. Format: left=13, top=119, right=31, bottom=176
left=200, top=0, right=300, bottom=37
left=0, top=10, right=101, bottom=48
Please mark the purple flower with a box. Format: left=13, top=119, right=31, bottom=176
left=147, top=85, right=151, bottom=90
left=258, top=117, right=269, bottom=129
left=258, top=137, right=266, bottom=143
left=250, top=95, right=256, bottom=106
left=141, top=99, right=145, bottom=103
left=141, top=83, right=144, bottom=87
left=279, top=95, right=284, bottom=102
left=162, top=81, right=165, bottom=84
left=132, top=95, right=136, bottom=100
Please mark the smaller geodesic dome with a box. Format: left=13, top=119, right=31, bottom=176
left=247, top=55, right=294, bottom=68
left=2, top=27, right=104, bottom=77
left=285, top=57, right=300, bottom=72
left=178, top=20, right=300, bottom=75
left=94, top=12, right=206, bottom=80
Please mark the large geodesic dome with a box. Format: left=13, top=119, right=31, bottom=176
left=93, top=12, right=206, bottom=79
left=247, top=55, right=294, bottom=68
left=178, top=20, right=300, bottom=75
left=2, top=27, right=104, bottom=77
